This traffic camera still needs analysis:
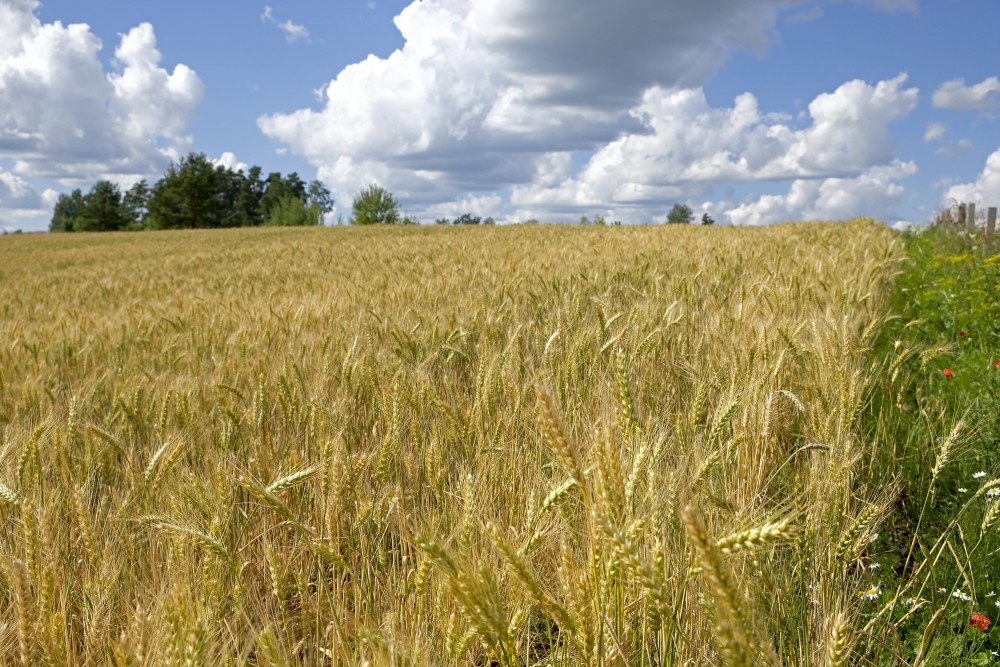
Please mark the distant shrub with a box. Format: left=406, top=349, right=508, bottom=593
left=667, top=203, right=693, bottom=224
left=453, top=213, right=482, bottom=225
left=351, top=184, right=400, bottom=225
left=264, top=194, right=320, bottom=226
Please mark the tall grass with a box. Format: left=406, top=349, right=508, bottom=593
left=0, top=221, right=904, bottom=664
left=856, top=225, right=1000, bottom=665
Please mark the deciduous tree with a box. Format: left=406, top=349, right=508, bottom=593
left=667, top=203, right=693, bottom=224
left=351, top=184, right=399, bottom=225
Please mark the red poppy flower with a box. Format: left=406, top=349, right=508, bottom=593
left=943, top=368, right=954, bottom=378
left=959, top=331, right=967, bottom=337
left=969, top=613, right=991, bottom=632
left=995, top=359, right=1000, bottom=369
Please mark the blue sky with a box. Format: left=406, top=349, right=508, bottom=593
left=2, top=0, right=999, bottom=231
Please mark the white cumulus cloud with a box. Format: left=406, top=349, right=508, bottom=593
left=945, top=147, right=1000, bottom=206
left=262, top=6, right=310, bottom=43
left=924, top=122, right=945, bottom=142
left=725, top=160, right=918, bottom=226
left=259, top=0, right=921, bottom=224
left=511, top=75, right=918, bottom=219
left=932, top=76, right=1000, bottom=112
left=0, top=166, right=58, bottom=230
left=423, top=193, right=503, bottom=220
left=0, top=168, right=46, bottom=209
left=108, top=23, right=204, bottom=154
left=0, top=1, right=204, bottom=228
left=258, top=0, right=794, bottom=212
left=0, top=2, right=204, bottom=180
left=213, top=151, right=249, bottom=173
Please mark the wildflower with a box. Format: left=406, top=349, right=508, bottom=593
left=959, top=331, right=968, bottom=337
left=959, top=487, right=969, bottom=493
left=939, top=587, right=949, bottom=594
left=987, top=591, right=997, bottom=598
left=906, top=596, right=921, bottom=606
left=970, top=613, right=991, bottom=632
left=859, top=586, right=881, bottom=600
left=988, top=488, right=1000, bottom=498
left=953, top=590, right=972, bottom=601
left=943, top=368, right=954, bottom=378
left=868, top=533, right=879, bottom=543
left=994, top=359, right=1000, bottom=369
left=974, top=471, right=987, bottom=479
left=868, top=562, right=881, bottom=570
left=996, top=599, right=1000, bottom=609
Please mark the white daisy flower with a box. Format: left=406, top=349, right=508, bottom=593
left=988, top=488, right=1000, bottom=498
left=859, top=586, right=881, bottom=600
left=959, top=488, right=969, bottom=493
left=974, top=471, right=987, bottom=479
left=952, top=590, right=972, bottom=601
left=868, top=563, right=881, bottom=570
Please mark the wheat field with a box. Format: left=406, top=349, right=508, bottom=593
left=0, top=221, right=904, bottom=665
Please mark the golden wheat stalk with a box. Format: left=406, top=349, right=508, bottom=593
left=0, top=480, right=21, bottom=506
left=823, top=611, right=855, bottom=667
left=266, top=464, right=320, bottom=494
left=487, top=521, right=576, bottom=633
left=9, top=558, right=33, bottom=667
left=931, top=419, right=965, bottom=482
left=536, top=387, right=585, bottom=488
left=682, top=504, right=779, bottom=665
left=715, top=516, right=797, bottom=555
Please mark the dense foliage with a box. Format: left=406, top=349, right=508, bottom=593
left=49, top=153, right=333, bottom=232
left=666, top=203, right=694, bottom=224
left=350, top=184, right=400, bottom=225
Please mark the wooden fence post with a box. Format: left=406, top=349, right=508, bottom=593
left=987, top=207, right=997, bottom=242
left=967, top=202, right=977, bottom=232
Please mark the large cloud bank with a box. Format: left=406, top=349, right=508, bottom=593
left=946, top=148, right=1000, bottom=207
left=0, top=0, right=203, bottom=228
left=259, top=0, right=922, bottom=224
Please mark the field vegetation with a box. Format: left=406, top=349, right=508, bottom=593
left=0, top=219, right=988, bottom=664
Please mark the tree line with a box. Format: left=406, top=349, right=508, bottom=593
left=48, top=153, right=719, bottom=231
left=666, top=203, right=714, bottom=225
left=50, top=153, right=334, bottom=232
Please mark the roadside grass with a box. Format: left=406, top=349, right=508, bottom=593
left=0, top=219, right=927, bottom=664
left=861, top=225, right=1000, bottom=665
